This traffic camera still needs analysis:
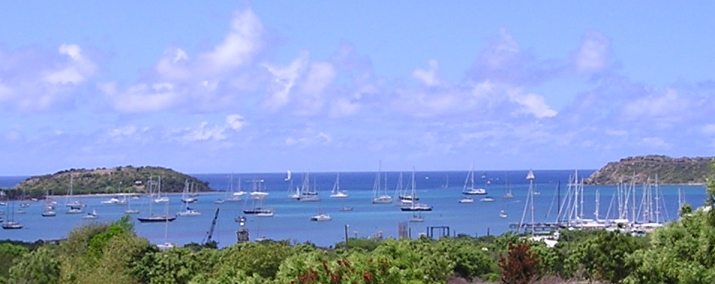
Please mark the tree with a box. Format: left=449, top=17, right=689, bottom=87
left=7, top=246, right=60, bottom=284
left=499, top=242, right=540, bottom=284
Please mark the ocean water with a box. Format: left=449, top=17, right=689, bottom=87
left=0, top=170, right=708, bottom=247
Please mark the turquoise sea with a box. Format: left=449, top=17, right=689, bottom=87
left=0, top=170, right=708, bottom=247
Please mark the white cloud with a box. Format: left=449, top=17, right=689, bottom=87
left=226, top=114, right=246, bottom=131
left=102, top=82, right=180, bottom=113
left=200, top=9, right=263, bottom=74
left=184, top=122, right=227, bottom=142
left=43, top=44, right=96, bottom=85
left=575, top=32, right=609, bottom=73
left=109, top=125, right=138, bottom=138
left=263, top=55, right=307, bottom=111
left=285, top=129, right=332, bottom=146
left=507, top=90, right=558, bottom=118
left=301, top=62, right=335, bottom=94
left=103, top=9, right=266, bottom=113
left=623, top=88, right=689, bottom=120
left=0, top=43, right=96, bottom=112
left=412, top=60, right=441, bottom=87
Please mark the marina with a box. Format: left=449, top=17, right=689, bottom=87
left=0, top=170, right=708, bottom=247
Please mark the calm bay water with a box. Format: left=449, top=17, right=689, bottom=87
left=0, top=170, right=708, bottom=247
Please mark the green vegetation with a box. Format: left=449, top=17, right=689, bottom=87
left=2, top=159, right=715, bottom=283
left=586, top=155, right=713, bottom=184
left=15, top=166, right=209, bottom=197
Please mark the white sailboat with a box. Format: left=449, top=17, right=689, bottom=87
left=153, top=176, right=169, bottom=203
left=297, top=173, right=320, bottom=202
left=330, top=173, right=348, bottom=198
left=249, top=179, right=269, bottom=199
left=372, top=162, right=392, bottom=204
left=65, top=175, right=85, bottom=214
left=83, top=209, right=98, bottom=219
left=156, top=201, right=175, bottom=250
left=177, top=180, right=201, bottom=217
left=181, top=180, right=198, bottom=204
left=401, top=169, right=432, bottom=212
left=226, top=177, right=246, bottom=202
left=462, top=165, right=487, bottom=195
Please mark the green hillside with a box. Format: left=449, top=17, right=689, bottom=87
left=585, top=155, right=713, bottom=184
left=15, top=166, right=209, bottom=197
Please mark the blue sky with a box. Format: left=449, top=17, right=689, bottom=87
left=1, top=1, right=715, bottom=175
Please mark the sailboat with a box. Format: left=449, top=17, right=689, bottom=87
left=41, top=201, right=56, bottom=217
left=409, top=213, right=425, bottom=222
left=372, top=162, right=392, bottom=204
left=177, top=180, right=201, bottom=217
left=243, top=179, right=274, bottom=216
left=226, top=177, right=246, bottom=202
left=124, top=194, right=139, bottom=214
left=499, top=209, right=508, bottom=219
left=2, top=200, right=23, bottom=229
left=401, top=169, right=432, bottom=211
left=65, top=175, right=85, bottom=214
left=152, top=176, right=169, bottom=203
left=249, top=179, right=269, bottom=199
left=396, top=172, right=418, bottom=204
left=180, top=180, right=198, bottom=204
left=156, top=202, right=175, bottom=251
left=138, top=177, right=176, bottom=223
left=83, top=209, right=98, bottom=219
left=462, top=165, right=487, bottom=195
left=297, top=173, right=320, bottom=202
left=329, top=173, right=348, bottom=198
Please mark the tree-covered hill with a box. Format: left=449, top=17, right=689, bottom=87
left=585, top=155, right=713, bottom=185
left=15, top=166, right=209, bottom=197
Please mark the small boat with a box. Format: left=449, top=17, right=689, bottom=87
left=101, top=197, right=126, bottom=205
left=177, top=207, right=201, bottom=217
left=213, top=199, right=225, bottom=204
left=83, top=209, right=98, bottom=219
left=1, top=221, right=23, bottom=230
left=310, top=213, right=332, bottom=221
left=66, top=206, right=84, bottom=214
left=124, top=209, right=139, bottom=214
left=41, top=208, right=57, bottom=217
left=153, top=196, right=170, bottom=203
left=256, top=211, right=274, bottom=217
left=480, top=196, right=495, bottom=202
left=156, top=242, right=175, bottom=251
left=340, top=206, right=354, bottom=212
left=243, top=207, right=273, bottom=215
left=499, top=210, right=508, bottom=218
left=401, top=203, right=433, bottom=211
left=458, top=197, right=474, bottom=204
left=409, top=213, right=425, bottom=223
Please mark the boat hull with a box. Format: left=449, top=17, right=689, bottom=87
left=137, top=216, right=177, bottom=223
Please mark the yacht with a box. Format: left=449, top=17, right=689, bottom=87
left=310, top=213, right=332, bottom=222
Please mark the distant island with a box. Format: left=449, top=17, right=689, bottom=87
left=16, top=166, right=210, bottom=197
left=585, top=155, right=713, bottom=185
